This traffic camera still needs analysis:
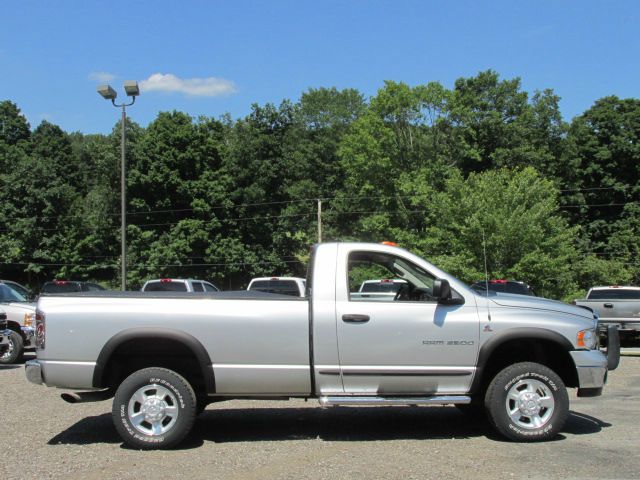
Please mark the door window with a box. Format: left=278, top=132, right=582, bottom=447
left=348, top=251, right=437, bottom=302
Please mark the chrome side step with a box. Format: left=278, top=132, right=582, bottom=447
left=318, top=395, right=471, bottom=407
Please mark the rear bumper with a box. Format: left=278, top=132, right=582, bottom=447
left=598, top=319, right=640, bottom=332
left=24, top=358, right=96, bottom=389
left=25, top=359, right=43, bottom=385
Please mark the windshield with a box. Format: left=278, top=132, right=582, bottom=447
left=588, top=289, right=640, bottom=300
left=471, top=281, right=533, bottom=296
left=0, top=284, right=28, bottom=302
left=144, top=281, right=188, bottom=292
left=249, top=280, right=301, bottom=296
left=41, top=282, right=82, bottom=293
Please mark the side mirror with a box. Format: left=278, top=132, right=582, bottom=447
left=432, top=279, right=451, bottom=302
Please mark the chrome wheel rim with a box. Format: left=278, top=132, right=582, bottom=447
left=0, top=337, right=14, bottom=360
left=505, top=378, right=554, bottom=429
left=128, top=384, right=179, bottom=436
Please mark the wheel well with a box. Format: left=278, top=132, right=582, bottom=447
left=6, top=321, right=21, bottom=333
left=475, top=338, right=578, bottom=395
left=99, top=338, right=208, bottom=397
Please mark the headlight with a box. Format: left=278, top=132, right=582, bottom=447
left=23, top=312, right=36, bottom=327
left=577, top=328, right=597, bottom=350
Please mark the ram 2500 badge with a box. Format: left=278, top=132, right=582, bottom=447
left=26, top=243, right=619, bottom=449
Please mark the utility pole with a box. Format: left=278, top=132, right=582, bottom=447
left=317, top=199, right=322, bottom=243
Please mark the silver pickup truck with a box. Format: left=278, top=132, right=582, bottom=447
left=575, top=286, right=640, bottom=334
left=26, top=242, right=619, bottom=449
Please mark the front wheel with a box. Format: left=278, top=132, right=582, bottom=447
left=0, top=330, right=24, bottom=364
left=112, top=367, right=197, bottom=450
left=485, top=362, right=569, bottom=442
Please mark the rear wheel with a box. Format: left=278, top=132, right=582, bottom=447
left=485, top=362, right=568, bottom=442
left=0, top=330, right=24, bottom=364
left=112, top=367, right=196, bottom=449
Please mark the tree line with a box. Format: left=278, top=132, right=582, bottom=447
left=1, top=70, right=638, bottom=299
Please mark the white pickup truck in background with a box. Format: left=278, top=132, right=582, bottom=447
left=574, top=286, right=640, bottom=336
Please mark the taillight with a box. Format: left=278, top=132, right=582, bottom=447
left=35, top=310, right=45, bottom=350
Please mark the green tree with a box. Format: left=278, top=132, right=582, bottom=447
left=407, top=168, right=581, bottom=299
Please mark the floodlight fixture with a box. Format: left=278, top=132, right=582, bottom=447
left=124, top=80, right=140, bottom=97
left=97, top=84, right=117, bottom=100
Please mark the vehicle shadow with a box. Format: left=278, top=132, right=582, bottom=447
left=190, top=406, right=487, bottom=446
left=563, top=410, right=611, bottom=435
left=0, top=364, right=22, bottom=370
left=47, top=406, right=609, bottom=450
left=48, top=414, right=122, bottom=446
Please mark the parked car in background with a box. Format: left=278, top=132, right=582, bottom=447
left=470, top=279, right=535, bottom=296
left=0, top=280, right=33, bottom=301
left=0, top=283, right=36, bottom=364
left=351, top=278, right=408, bottom=301
left=247, top=277, right=306, bottom=297
left=574, top=286, right=640, bottom=334
left=0, top=309, right=10, bottom=357
left=40, top=280, right=107, bottom=294
left=141, top=278, right=220, bottom=293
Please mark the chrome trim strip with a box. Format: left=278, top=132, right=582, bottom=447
left=318, top=395, right=472, bottom=406
left=40, top=360, right=97, bottom=366
left=339, top=366, right=476, bottom=376
left=342, top=371, right=472, bottom=377
left=211, top=364, right=310, bottom=370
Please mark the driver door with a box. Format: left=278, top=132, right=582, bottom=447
left=335, top=245, right=479, bottom=395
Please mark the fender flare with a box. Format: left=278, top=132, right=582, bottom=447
left=92, top=327, right=215, bottom=393
left=470, top=327, right=574, bottom=394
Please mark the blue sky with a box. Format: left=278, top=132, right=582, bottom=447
left=1, top=0, right=638, bottom=134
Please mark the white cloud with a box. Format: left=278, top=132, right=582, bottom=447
left=139, top=73, right=237, bottom=97
left=89, top=72, right=117, bottom=83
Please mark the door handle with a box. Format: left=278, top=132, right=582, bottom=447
left=342, top=314, right=370, bottom=323
left=604, top=303, right=614, bottom=308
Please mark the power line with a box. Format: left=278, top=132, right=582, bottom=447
left=1, top=187, right=638, bottom=224
left=1, top=260, right=304, bottom=268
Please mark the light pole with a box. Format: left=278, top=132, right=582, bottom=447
left=97, top=81, right=140, bottom=291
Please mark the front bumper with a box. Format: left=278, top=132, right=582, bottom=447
left=21, top=326, right=35, bottom=348
left=25, top=359, right=44, bottom=385
left=570, top=349, right=608, bottom=391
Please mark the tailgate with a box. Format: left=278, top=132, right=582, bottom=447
left=593, top=300, right=640, bottom=321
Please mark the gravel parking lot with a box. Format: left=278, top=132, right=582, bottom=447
left=2, top=354, right=639, bottom=480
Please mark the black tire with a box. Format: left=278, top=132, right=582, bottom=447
left=196, top=395, right=209, bottom=416
left=485, top=362, right=569, bottom=442
left=0, top=330, right=24, bottom=364
left=112, top=367, right=197, bottom=450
